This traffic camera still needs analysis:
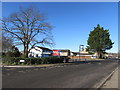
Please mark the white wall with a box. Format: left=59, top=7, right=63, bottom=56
left=29, top=47, right=43, bottom=57
left=28, top=47, right=52, bottom=58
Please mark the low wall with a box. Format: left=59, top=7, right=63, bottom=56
left=68, top=56, right=92, bottom=59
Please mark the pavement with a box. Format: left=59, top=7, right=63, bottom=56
left=2, top=63, right=68, bottom=68
left=2, top=59, right=118, bottom=88
left=101, top=66, right=119, bottom=88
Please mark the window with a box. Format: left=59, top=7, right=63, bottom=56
left=36, top=54, right=38, bottom=57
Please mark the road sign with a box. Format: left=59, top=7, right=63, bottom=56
left=20, top=60, right=25, bottom=62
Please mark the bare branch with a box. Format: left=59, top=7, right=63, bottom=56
left=2, top=6, right=54, bottom=57
left=2, top=21, right=24, bottom=43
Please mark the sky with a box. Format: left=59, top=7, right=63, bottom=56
left=2, top=2, right=118, bottom=53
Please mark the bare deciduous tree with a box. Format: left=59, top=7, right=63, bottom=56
left=2, top=6, right=54, bottom=57
left=2, top=33, right=13, bottom=53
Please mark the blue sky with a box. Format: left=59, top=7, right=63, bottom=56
left=2, top=2, right=118, bottom=53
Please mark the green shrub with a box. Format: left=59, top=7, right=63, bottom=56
left=41, top=57, right=49, bottom=64
left=30, top=58, right=42, bottom=65
left=3, top=56, right=64, bottom=65
left=2, top=56, right=12, bottom=65
left=41, top=56, right=63, bottom=64
left=3, top=57, right=41, bottom=65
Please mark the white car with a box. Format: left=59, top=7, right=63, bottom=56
left=91, top=56, right=97, bottom=59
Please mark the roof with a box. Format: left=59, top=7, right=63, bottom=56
left=80, top=53, right=91, bottom=55
left=32, top=46, right=52, bottom=51
left=53, top=49, right=70, bottom=52
left=72, top=52, right=91, bottom=55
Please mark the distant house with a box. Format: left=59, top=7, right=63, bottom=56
left=60, top=50, right=70, bottom=56
left=28, top=46, right=52, bottom=58
left=52, top=49, right=70, bottom=56
left=69, top=47, right=97, bottom=59
left=107, top=53, right=118, bottom=58
left=70, top=52, right=77, bottom=56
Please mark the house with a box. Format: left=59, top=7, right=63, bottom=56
left=107, top=53, right=118, bottom=58
left=69, top=52, right=92, bottom=59
left=52, top=49, right=70, bottom=56
left=60, top=50, right=70, bottom=56
left=28, top=46, right=52, bottom=58
left=70, top=52, right=77, bottom=56
left=69, top=47, right=97, bottom=59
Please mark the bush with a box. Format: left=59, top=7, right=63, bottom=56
left=3, top=57, right=42, bottom=65
left=2, top=56, right=12, bottom=65
left=30, top=58, right=42, bottom=65
left=41, top=56, right=64, bottom=64
left=41, top=57, right=49, bottom=64
left=3, top=56, right=64, bottom=65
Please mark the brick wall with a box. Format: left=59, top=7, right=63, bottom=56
left=68, top=56, right=92, bottom=59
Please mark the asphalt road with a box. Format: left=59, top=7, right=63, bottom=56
left=2, top=59, right=118, bottom=88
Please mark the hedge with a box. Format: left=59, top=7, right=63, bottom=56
left=42, top=57, right=64, bottom=64
left=3, top=56, right=64, bottom=65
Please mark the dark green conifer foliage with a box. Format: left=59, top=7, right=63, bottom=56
left=87, top=24, right=114, bottom=58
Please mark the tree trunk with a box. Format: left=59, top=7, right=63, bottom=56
left=25, top=44, right=29, bottom=58
left=97, top=51, right=102, bottom=59
left=23, top=43, right=26, bottom=57
left=23, top=42, right=29, bottom=58
left=99, top=53, right=102, bottom=59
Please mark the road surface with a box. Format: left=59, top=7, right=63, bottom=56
left=2, top=59, right=118, bottom=88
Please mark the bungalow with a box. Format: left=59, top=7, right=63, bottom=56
left=28, top=46, right=52, bottom=58
left=52, top=49, right=70, bottom=56
left=69, top=52, right=93, bottom=59
left=69, top=48, right=97, bottom=59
